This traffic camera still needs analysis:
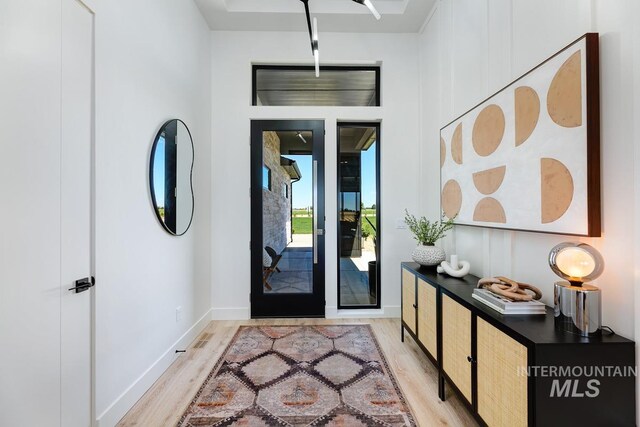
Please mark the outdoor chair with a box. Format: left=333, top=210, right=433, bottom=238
left=263, top=246, right=282, bottom=291
left=265, top=246, right=281, bottom=273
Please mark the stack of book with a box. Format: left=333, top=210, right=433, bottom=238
left=472, top=288, right=546, bottom=315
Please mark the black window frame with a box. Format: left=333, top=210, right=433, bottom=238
left=337, top=121, right=381, bottom=310
left=252, top=65, right=381, bottom=107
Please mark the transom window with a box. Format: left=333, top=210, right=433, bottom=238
left=253, top=65, right=380, bottom=107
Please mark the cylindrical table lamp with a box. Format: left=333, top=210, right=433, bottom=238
left=549, top=242, right=604, bottom=337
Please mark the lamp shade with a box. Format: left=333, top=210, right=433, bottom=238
left=549, top=242, right=604, bottom=285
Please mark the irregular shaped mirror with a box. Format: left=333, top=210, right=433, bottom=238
left=150, top=119, right=194, bottom=236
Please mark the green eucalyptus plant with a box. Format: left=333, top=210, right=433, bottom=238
left=404, top=209, right=455, bottom=246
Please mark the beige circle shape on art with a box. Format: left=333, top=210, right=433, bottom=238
left=473, top=197, right=506, bottom=223
left=442, top=180, right=462, bottom=219
left=451, top=123, right=463, bottom=165
left=472, top=104, right=505, bottom=157
left=440, top=137, right=446, bottom=168
left=541, top=158, right=574, bottom=224
left=472, top=166, right=507, bottom=195
left=515, top=86, right=540, bottom=146
left=547, top=51, right=582, bottom=128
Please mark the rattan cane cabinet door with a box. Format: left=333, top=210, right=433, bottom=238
left=402, top=268, right=416, bottom=334
left=442, top=294, right=472, bottom=403
left=477, top=317, right=528, bottom=427
left=417, top=278, right=437, bottom=359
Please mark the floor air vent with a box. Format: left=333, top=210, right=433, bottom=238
left=193, top=332, right=212, bottom=349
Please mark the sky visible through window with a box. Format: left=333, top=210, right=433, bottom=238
left=288, top=141, right=377, bottom=209
left=153, top=136, right=165, bottom=207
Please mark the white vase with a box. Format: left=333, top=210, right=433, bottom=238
left=412, top=244, right=446, bottom=267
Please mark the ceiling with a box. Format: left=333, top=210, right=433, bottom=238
left=277, top=131, right=313, bottom=155
left=277, top=127, right=375, bottom=156
left=194, top=0, right=435, bottom=33
left=339, top=126, right=376, bottom=153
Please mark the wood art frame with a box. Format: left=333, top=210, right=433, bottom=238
left=440, top=33, right=600, bottom=236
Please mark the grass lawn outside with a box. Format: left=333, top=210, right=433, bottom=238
left=292, top=216, right=313, bottom=234
left=293, top=208, right=375, bottom=217
left=293, top=215, right=377, bottom=236
left=362, top=215, right=377, bottom=238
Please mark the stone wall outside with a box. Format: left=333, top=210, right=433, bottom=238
left=263, top=131, right=292, bottom=253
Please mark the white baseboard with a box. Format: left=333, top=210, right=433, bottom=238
left=211, top=306, right=250, bottom=320
left=96, top=308, right=213, bottom=427
left=326, top=305, right=401, bottom=319
left=382, top=305, right=401, bottom=318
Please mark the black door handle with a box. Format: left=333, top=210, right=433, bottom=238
left=69, top=276, right=95, bottom=293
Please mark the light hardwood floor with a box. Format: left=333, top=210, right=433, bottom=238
left=117, top=318, right=478, bottom=427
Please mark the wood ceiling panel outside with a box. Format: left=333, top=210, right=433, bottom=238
left=256, top=69, right=377, bottom=106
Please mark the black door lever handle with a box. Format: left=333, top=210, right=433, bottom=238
left=69, top=276, right=95, bottom=293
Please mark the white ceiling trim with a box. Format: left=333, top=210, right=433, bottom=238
left=195, top=0, right=435, bottom=33
left=224, top=0, right=409, bottom=15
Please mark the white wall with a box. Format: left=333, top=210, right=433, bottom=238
left=210, top=31, right=420, bottom=319
left=419, top=0, right=639, bottom=415
left=93, top=0, right=211, bottom=425
left=419, top=0, right=638, bottom=337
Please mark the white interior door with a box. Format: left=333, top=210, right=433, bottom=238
left=0, top=1, right=63, bottom=425
left=61, top=1, right=94, bottom=426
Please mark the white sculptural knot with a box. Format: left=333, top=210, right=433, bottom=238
left=437, top=259, right=471, bottom=278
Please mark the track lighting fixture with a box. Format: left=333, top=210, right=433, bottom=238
left=313, top=18, right=319, bottom=78
left=296, top=132, right=308, bottom=144
left=351, top=0, right=381, bottom=20
left=299, top=0, right=380, bottom=77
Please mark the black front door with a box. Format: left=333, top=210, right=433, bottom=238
left=250, top=120, right=325, bottom=317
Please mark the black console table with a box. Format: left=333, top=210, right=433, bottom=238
left=401, top=262, right=635, bottom=427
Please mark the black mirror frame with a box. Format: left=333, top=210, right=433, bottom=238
left=149, top=118, right=195, bottom=236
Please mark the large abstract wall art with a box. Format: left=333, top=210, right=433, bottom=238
left=440, top=33, right=601, bottom=236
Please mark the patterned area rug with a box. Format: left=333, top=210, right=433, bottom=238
left=178, top=325, right=417, bottom=426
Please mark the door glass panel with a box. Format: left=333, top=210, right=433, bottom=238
left=338, top=125, right=379, bottom=306
left=263, top=130, right=313, bottom=294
